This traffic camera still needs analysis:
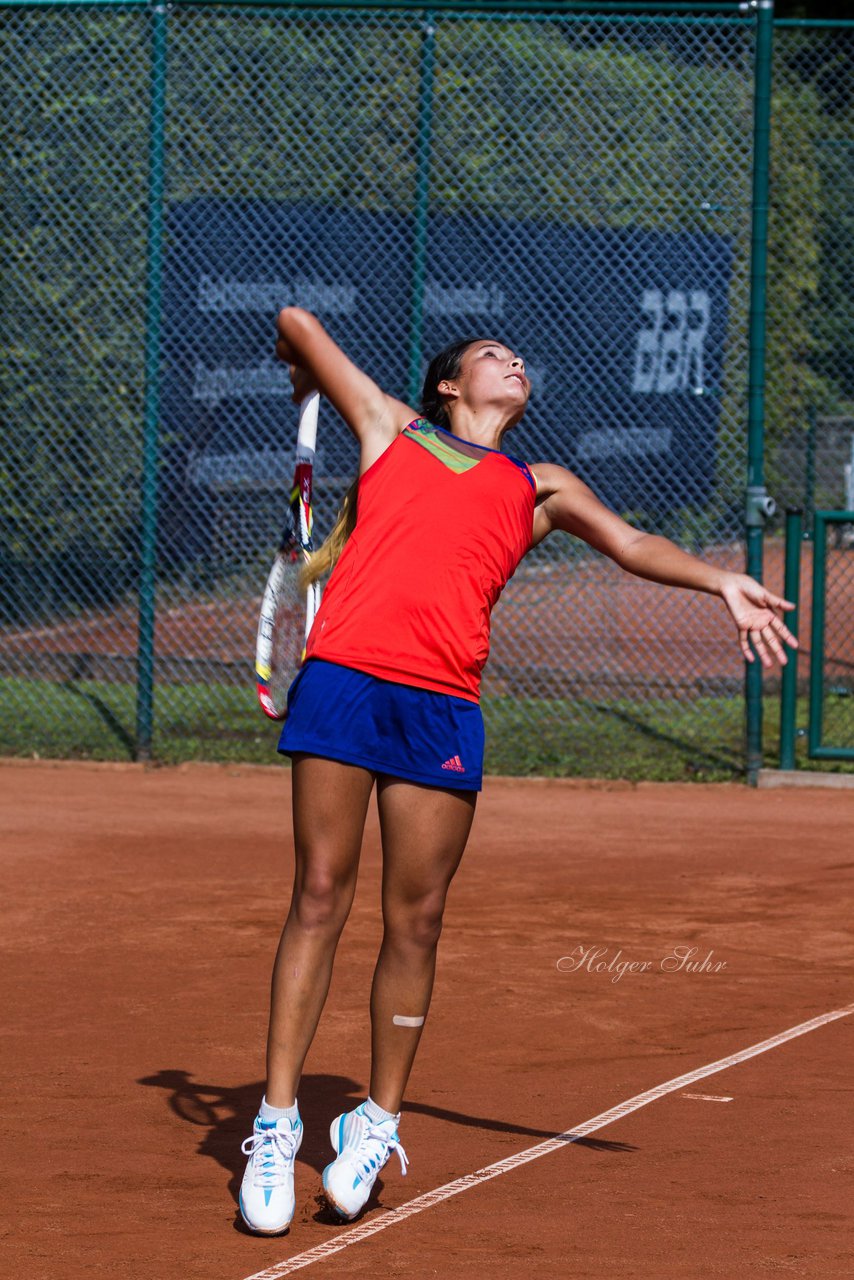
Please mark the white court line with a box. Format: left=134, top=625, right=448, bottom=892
left=243, top=1003, right=854, bottom=1280
left=681, top=1093, right=733, bottom=1102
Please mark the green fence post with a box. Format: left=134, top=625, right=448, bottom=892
left=779, top=507, right=802, bottom=770
left=804, top=403, right=817, bottom=536
left=136, top=1, right=168, bottom=761
left=745, top=0, right=775, bottom=786
left=407, top=9, right=436, bottom=406
left=807, top=511, right=827, bottom=758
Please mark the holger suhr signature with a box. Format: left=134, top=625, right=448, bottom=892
left=557, top=944, right=727, bottom=984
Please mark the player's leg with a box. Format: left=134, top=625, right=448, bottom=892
left=266, top=752, right=376, bottom=1104
left=369, top=778, right=476, bottom=1110
left=241, top=753, right=374, bottom=1235
left=321, top=778, right=475, bottom=1220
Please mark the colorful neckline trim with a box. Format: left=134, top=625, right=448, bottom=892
left=407, top=419, right=535, bottom=493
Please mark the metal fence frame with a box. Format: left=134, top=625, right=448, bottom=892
left=808, top=510, right=854, bottom=762
left=2, top=0, right=851, bottom=777
left=772, top=16, right=854, bottom=773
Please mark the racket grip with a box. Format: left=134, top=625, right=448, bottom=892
left=297, top=391, right=320, bottom=453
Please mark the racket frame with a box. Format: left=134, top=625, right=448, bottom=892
left=255, top=392, right=322, bottom=720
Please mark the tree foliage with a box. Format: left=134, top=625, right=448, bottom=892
left=0, top=8, right=844, bottom=622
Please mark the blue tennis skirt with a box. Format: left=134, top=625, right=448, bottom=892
left=278, top=658, right=484, bottom=791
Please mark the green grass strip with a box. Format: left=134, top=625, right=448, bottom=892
left=1, top=676, right=852, bottom=780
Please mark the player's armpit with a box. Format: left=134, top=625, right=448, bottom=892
left=530, top=462, right=636, bottom=560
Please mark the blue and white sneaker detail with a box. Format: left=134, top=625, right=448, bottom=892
left=239, top=1114, right=303, bottom=1234
left=322, top=1103, right=408, bottom=1221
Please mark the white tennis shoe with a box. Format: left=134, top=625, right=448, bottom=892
left=322, top=1102, right=408, bottom=1220
left=239, top=1114, right=303, bottom=1234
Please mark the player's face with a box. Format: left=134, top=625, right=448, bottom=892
left=456, top=341, right=530, bottom=412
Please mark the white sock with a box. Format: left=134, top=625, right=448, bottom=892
left=364, top=1096, right=399, bottom=1124
left=259, top=1095, right=300, bottom=1124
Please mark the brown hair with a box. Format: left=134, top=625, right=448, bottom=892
left=298, top=476, right=359, bottom=590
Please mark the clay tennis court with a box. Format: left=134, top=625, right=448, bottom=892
left=3, top=760, right=853, bottom=1279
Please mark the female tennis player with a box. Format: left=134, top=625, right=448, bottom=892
left=239, top=308, right=797, bottom=1234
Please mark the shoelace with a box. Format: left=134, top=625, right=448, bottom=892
left=241, top=1125, right=300, bottom=1187
left=354, top=1121, right=409, bottom=1180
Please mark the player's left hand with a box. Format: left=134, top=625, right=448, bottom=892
left=719, top=572, right=798, bottom=668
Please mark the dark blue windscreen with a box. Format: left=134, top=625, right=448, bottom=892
left=161, top=198, right=732, bottom=552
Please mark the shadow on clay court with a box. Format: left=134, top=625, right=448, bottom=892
left=139, top=1068, right=635, bottom=1228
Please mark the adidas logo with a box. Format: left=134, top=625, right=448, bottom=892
left=441, top=754, right=465, bottom=773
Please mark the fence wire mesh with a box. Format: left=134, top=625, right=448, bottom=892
left=0, top=2, right=796, bottom=777
left=770, top=23, right=854, bottom=763
left=816, top=521, right=854, bottom=755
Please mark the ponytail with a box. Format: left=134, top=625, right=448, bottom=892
left=299, top=476, right=359, bottom=590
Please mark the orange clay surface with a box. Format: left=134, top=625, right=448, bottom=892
left=2, top=761, right=853, bottom=1279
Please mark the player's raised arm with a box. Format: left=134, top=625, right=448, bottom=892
left=276, top=308, right=415, bottom=470
left=530, top=462, right=798, bottom=669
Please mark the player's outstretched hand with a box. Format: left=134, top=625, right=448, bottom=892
left=719, top=572, right=798, bottom=668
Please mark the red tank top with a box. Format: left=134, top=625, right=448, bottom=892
left=304, top=419, right=536, bottom=703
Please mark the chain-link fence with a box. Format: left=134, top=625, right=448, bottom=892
left=769, top=20, right=854, bottom=767
left=0, top=1, right=842, bottom=778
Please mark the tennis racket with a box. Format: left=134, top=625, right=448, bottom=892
left=255, top=391, right=322, bottom=720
